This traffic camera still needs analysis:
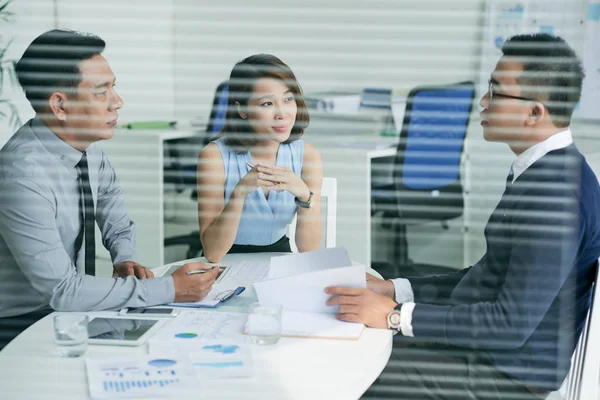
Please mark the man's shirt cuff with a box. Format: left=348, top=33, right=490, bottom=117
left=390, top=278, right=415, bottom=303
left=143, top=276, right=176, bottom=305
left=400, top=302, right=416, bottom=337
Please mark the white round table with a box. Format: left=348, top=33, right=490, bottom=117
left=0, top=253, right=392, bottom=400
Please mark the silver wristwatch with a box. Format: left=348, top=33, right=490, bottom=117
left=387, top=307, right=402, bottom=331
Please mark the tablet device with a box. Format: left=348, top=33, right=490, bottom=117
left=87, top=317, right=167, bottom=346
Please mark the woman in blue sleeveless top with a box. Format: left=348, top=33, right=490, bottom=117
left=197, top=54, right=323, bottom=262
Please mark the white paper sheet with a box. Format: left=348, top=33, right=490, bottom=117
left=255, top=265, right=366, bottom=314
left=218, top=260, right=270, bottom=286
left=268, top=247, right=352, bottom=280
left=152, top=310, right=246, bottom=342
left=282, top=311, right=364, bottom=340
left=86, top=355, right=197, bottom=399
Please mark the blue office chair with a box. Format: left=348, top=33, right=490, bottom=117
left=371, top=81, right=475, bottom=278
left=163, top=81, right=229, bottom=193
left=163, top=81, right=229, bottom=258
left=205, top=81, right=229, bottom=138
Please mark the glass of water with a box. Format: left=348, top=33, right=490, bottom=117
left=53, top=314, right=88, bottom=357
left=246, top=303, right=282, bottom=345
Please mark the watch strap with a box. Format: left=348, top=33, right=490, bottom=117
left=295, top=191, right=314, bottom=208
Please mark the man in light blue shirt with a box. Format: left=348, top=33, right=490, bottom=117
left=0, top=29, right=218, bottom=348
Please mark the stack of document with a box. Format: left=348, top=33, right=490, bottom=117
left=254, top=247, right=367, bottom=340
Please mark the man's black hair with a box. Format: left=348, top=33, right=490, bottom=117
left=501, top=33, right=585, bottom=127
left=15, top=29, right=106, bottom=112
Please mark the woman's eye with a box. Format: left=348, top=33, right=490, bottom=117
left=95, top=91, right=108, bottom=97
left=285, top=96, right=295, bottom=102
left=261, top=101, right=273, bottom=107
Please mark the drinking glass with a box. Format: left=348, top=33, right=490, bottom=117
left=53, top=314, right=88, bottom=357
left=246, top=303, right=282, bottom=345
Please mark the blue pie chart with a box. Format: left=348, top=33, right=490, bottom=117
left=175, top=332, right=198, bottom=339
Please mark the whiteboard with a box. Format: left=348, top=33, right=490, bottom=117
left=480, top=0, right=598, bottom=120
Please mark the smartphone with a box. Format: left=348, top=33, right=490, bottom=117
left=118, top=307, right=179, bottom=317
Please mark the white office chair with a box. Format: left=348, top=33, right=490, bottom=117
left=288, top=177, right=337, bottom=252
left=554, top=258, right=600, bottom=400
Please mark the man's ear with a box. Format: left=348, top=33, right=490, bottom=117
left=48, top=92, right=69, bottom=121
left=525, top=102, right=545, bottom=127
left=235, top=101, right=247, bottom=119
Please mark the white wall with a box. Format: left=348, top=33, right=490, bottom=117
left=173, top=0, right=485, bottom=120
left=57, top=0, right=175, bottom=122
left=4, top=0, right=175, bottom=137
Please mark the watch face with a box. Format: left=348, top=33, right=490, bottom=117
left=388, top=310, right=401, bottom=328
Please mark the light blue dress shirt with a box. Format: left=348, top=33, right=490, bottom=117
left=0, top=118, right=174, bottom=318
left=213, top=137, right=304, bottom=246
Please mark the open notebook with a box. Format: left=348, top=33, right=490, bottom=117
left=254, top=259, right=367, bottom=340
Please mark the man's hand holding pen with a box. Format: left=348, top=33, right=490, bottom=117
left=171, top=262, right=219, bottom=303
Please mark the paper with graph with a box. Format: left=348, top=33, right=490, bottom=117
left=152, top=310, right=246, bottom=342
left=149, top=340, right=253, bottom=379
left=85, top=355, right=197, bottom=399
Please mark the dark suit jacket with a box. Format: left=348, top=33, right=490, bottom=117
left=408, top=145, right=600, bottom=390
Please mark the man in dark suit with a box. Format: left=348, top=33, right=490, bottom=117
left=327, top=33, right=600, bottom=399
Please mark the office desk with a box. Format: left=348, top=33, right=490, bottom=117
left=0, top=253, right=393, bottom=400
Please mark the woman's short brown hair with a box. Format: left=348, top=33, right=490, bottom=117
left=215, top=54, right=309, bottom=152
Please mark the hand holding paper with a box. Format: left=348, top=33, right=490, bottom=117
left=255, top=265, right=366, bottom=314
left=325, top=286, right=397, bottom=329
left=254, top=250, right=367, bottom=340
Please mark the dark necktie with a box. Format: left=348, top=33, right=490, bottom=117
left=75, top=152, right=96, bottom=276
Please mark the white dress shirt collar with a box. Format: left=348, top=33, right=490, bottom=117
left=510, top=129, right=573, bottom=183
